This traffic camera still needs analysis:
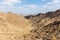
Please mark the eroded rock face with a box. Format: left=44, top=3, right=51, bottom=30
left=24, top=9, right=60, bottom=40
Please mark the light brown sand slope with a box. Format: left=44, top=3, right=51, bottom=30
left=0, top=12, right=33, bottom=40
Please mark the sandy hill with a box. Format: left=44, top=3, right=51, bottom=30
left=0, top=12, right=33, bottom=40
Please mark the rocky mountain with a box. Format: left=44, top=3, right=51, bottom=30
left=0, top=9, right=60, bottom=40
left=24, top=9, right=60, bottom=40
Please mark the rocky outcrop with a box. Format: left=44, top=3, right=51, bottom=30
left=24, top=9, right=60, bottom=40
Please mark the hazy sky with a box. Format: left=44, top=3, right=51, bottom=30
left=0, top=0, right=60, bottom=15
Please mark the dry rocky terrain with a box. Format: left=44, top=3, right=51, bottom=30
left=24, top=9, right=60, bottom=40
left=0, top=9, right=60, bottom=40
left=0, top=12, right=33, bottom=40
